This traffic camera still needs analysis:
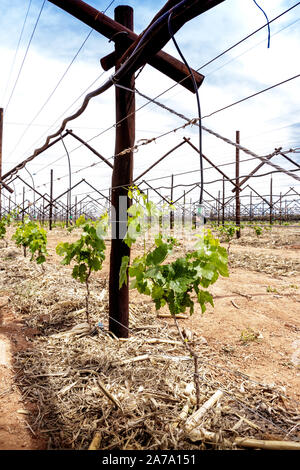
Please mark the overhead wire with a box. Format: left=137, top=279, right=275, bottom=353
left=15, top=78, right=300, bottom=188
left=12, top=1, right=298, bottom=173
left=127, top=2, right=300, bottom=113
left=1, top=0, right=33, bottom=105
left=6, top=1, right=300, bottom=190
left=7, top=0, right=117, bottom=158
left=146, top=167, right=300, bottom=191
left=5, top=0, right=46, bottom=112
left=20, top=150, right=298, bottom=199
left=3, top=0, right=193, bottom=184
left=23, top=145, right=260, bottom=190
left=7, top=28, right=95, bottom=159
left=167, top=10, right=203, bottom=205
left=202, top=73, right=300, bottom=119
left=17, top=70, right=109, bottom=171
left=204, top=17, right=299, bottom=80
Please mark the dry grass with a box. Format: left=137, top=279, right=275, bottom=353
left=0, top=240, right=299, bottom=450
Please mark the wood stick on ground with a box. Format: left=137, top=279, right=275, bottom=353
left=58, top=381, right=78, bottom=396
left=188, top=427, right=217, bottom=443
left=234, top=413, right=261, bottom=430
left=173, top=315, right=201, bottom=409
left=234, top=437, right=300, bottom=450
left=157, top=313, right=188, bottom=319
left=115, top=354, right=150, bottom=366
left=88, top=432, right=101, bottom=450
left=188, top=428, right=300, bottom=450
left=145, top=338, right=183, bottom=345
left=70, top=308, right=86, bottom=316
left=97, top=379, right=123, bottom=411
left=172, top=401, right=190, bottom=429
left=118, top=337, right=182, bottom=345
left=185, top=390, right=224, bottom=433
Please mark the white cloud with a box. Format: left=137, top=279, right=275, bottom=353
left=0, top=0, right=299, bottom=212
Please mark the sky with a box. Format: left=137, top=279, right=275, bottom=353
left=0, top=0, right=299, bottom=216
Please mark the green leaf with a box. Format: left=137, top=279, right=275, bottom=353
left=144, top=266, right=165, bottom=283
left=119, top=256, right=129, bottom=288
left=151, top=285, right=164, bottom=300
left=146, top=244, right=169, bottom=266
left=197, top=290, right=214, bottom=313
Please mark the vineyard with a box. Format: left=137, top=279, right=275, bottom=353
left=0, top=0, right=300, bottom=455
left=0, top=214, right=299, bottom=450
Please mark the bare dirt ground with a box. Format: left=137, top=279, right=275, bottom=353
left=0, top=224, right=299, bottom=450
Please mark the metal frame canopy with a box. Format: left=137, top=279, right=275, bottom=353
left=47, top=0, right=226, bottom=92
left=46, top=1, right=225, bottom=337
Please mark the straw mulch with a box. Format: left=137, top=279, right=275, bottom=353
left=0, top=245, right=299, bottom=450
left=228, top=251, right=300, bottom=277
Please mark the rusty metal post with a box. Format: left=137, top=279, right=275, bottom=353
left=49, top=169, right=53, bottom=230
left=109, top=6, right=135, bottom=338
left=235, top=130, right=241, bottom=238
left=217, top=190, right=220, bottom=225
left=22, top=187, right=25, bottom=222
left=279, top=192, right=282, bottom=225
left=170, top=174, right=174, bottom=230
left=74, top=196, right=78, bottom=222
left=285, top=199, right=287, bottom=221
left=270, top=176, right=273, bottom=225
left=250, top=191, right=253, bottom=221
left=222, top=177, right=225, bottom=226
left=42, top=196, right=45, bottom=225
left=66, top=190, right=69, bottom=228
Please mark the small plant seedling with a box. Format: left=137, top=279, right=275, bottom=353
left=56, top=215, right=108, bottom=323
left=120, top=229, right=229, bottom=316
left=214, top=223, right=240, bottom=254
left=119, top=189, right=229, bottom=409
left=252, top=225, right=263, bottom=237
left=240, top=328, right=261, bottom=343
left=12, top=218, right=48, bottom=265
left=120, top=189, right=229, bottom=316
left=120, top=196, right=229, bottom=410
left=266, top=286, right=278, bottom=293
left=0, top=214, right=12, bottom=247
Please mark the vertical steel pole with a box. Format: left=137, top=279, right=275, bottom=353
left=170, top=174, right=174, bottom=230
left=269, top=176, right=273, bottom=225
left=222, top=177, right=225, bottom=226
left=109, top=6, right=135, bottom=338
left=75, top=195, right=77, bottom=222
left=285, top=199, right=287, bottom=221
left=235, top=130, right=241, bottom=238
left=279, top=192, right=282, bottom=225
left=42, top=196, right=45, bottom=225
left=49, top=169, right=53, bottom=230
left=22, top=187, right=25, bottom=222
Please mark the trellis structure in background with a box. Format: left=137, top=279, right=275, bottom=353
left=0, top=0, right=299, bottom=339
